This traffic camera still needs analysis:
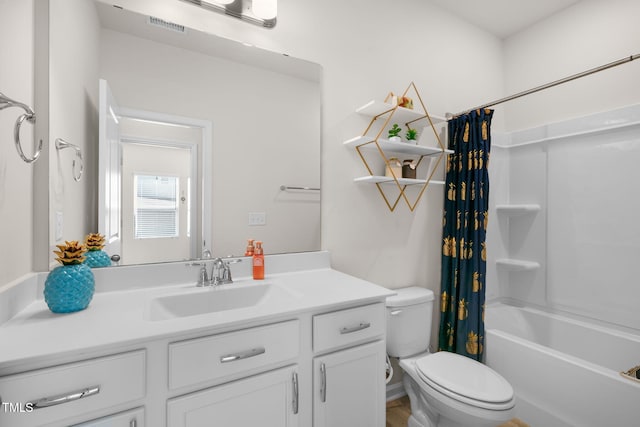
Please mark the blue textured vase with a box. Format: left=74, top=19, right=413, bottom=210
left=44, top=264, right=95, bottom=313
left=85, top=250, right=112, bottom=268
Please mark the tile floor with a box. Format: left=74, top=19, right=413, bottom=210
left=385, top=396, right=530, bottom=427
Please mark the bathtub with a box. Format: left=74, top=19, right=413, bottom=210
left=485, top=302, right=640, bottom=427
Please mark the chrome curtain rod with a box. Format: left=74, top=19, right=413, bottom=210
left=449, top=53, right=640, bottom=119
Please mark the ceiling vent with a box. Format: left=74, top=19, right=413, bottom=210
left=147, top=16, right=186, bottom=34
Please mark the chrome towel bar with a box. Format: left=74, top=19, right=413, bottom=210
left=55, top=138, right=84, bottom=182
left=0, top=91, right=41, bottom=164
left=280, top=185, right=320, bottom=191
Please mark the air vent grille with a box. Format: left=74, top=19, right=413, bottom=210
left=148, top=16, right=186, bottom=33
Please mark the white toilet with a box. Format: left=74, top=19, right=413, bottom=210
left=386, top=287, right=515, bottom=427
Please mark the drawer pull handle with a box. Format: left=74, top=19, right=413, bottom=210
left=292, top=371, right=299, bottom=414
left=340, top=322, right=371, bottom=334
left=320, top=362, right=327, bottom=403
left=220, top=347, right=266, bottom=363
left=29, top=385, right=100, bottom=409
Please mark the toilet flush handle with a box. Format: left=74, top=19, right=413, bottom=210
left=390, top=309, right=403, bottom=316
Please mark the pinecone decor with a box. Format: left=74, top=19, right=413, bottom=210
left=84, top=233, right=111, bottom=268
left=44, top=240, right=95, bottom=313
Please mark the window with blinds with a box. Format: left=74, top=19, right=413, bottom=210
left=134, top=174, right=179, bottom=239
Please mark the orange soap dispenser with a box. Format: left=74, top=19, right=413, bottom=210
left=253, top=241, right=264, bottom=280
left=244, top=239, right=255, bottom=256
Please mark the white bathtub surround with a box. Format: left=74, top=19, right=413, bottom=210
left=485, top=104, right=640, bottom=426
left=485, top=302, right=640, bottom=426
left=0, top=251, right=394, bottom=427
left=487, top=103, right=640, bottom=330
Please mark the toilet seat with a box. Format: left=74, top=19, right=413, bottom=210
left=415, top=352, right=514, bottom=411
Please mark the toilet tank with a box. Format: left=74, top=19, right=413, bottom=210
left=386, top=287, right=435, bottom=358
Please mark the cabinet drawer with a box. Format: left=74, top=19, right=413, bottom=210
left=313, top=303, right=385, bottom=353
left=0, top=350, right=146, bottom=427
left=169, top=320, right=299, bottom=390
left=72, top=406, right=144, bottom=426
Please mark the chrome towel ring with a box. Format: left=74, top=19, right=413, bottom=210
left=55, top=138, right=84, bottom=182
left=0, top=91, right=41, bottom=164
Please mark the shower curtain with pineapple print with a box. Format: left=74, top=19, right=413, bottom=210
left=439, top=108, right=493, bottom=362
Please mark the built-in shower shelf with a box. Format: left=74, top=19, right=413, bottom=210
left=496, top=258, right=540, bottom=271
left=495, top=204, right=541, bottom=216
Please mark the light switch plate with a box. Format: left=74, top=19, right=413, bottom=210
left=55, top=211, right=64, bottom=241
left=248, top=212, right=266, bottom=226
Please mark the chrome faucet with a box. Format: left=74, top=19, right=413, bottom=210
left=197, top=264, right=209, bottom=286
left=212, top=257, right=242, bottom=286
left=187, top=256, right=241, bottom=287
left=186, top=261, right=210, bottom=286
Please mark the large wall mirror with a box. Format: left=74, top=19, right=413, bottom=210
left=47, top=0, right=321, bottom=267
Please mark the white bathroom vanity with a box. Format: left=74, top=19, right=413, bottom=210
left=0, top=252, right=394, bottom=427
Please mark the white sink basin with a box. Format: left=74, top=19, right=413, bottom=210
left=147, top=282, right=295, bottom=321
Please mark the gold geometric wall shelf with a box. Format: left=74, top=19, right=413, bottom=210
left=343, top=82, right=453, bottom=212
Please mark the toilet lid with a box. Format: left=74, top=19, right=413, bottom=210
left=415, top=352, right=514, bottom=407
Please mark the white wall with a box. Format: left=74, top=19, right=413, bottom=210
left=48, top=0, right=101, bottom=259
left=0, top=0, right=35, bottom=286
left=503, top=0, right=640, bottom=132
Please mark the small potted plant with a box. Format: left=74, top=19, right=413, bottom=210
left=406, top=127, right=418, bottom=144
left=388, top=124, right=402, bottom=142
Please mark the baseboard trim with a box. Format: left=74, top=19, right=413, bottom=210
left=386, top=382, right=407, bottom=402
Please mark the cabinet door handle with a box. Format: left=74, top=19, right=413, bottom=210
left=130, top=419, right=137, bottom=427
left=292, top=371, right=299, bottom=414
left=320, top=362, right=327, bottom=403
left=29, top=385, right=100, bottom=409
left=390, top=309, right=403, bottom=316
left=220, top=347, right=265, bottom=363
left=339, top=322, right=371, bottom=334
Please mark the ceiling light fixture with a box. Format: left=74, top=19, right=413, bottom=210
left=180, top=0, right=277, bottom=28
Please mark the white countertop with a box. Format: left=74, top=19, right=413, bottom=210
left=0, top=260, right=394, bottom=373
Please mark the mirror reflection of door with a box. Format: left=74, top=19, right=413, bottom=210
left=98, top=79, right=212, bottom=265
left=121, top=140, right=194, bottom=264
left=98, top=79, right=122, bottom=258
left=118, top=116, right=202, bottom=265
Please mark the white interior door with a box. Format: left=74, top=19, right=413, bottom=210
left=121, top=142, right=193, bottom=264
left=98, top=79, right=122, bottom=258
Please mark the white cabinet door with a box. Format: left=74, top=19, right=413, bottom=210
left=167, top=365, right=299, bottom=427
left=313, top=340, right=386, bottom=427
left=71, top=407, right=144, bottom=426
